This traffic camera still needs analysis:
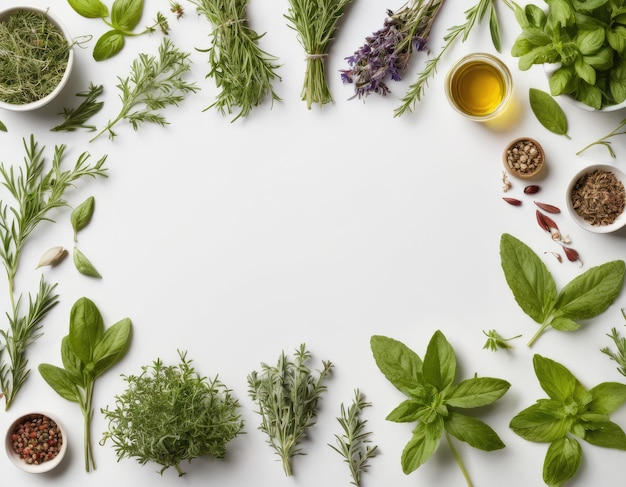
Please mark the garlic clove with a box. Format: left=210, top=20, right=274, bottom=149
left=36, top=246, right=68, bottom=268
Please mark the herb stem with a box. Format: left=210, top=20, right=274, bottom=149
left=81, top=381, right=95, bottom=471
left=445, top=431, right=473, bottom=487
left=527, top=322, right=550, bottom=347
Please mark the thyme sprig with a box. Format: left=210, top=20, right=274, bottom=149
left=395, top=0, right=502, bottom=117
left=90, top=38, right=198, bottom=142
left=191, top=0, right=282, bottom=121
left=0, top=135, right=108, bottom=410
left=51, top=83, right=104, bottom=132
left=247, top=344, right=333, bottom=476
left=285, top=0, right=355, bottom=108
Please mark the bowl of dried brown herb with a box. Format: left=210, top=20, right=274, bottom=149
left=567, top=164, right=626, bottom=233
left=0, top=6, right=74, bottom=111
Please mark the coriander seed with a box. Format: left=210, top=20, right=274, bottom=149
left=503, top=137, right=545, bottom=178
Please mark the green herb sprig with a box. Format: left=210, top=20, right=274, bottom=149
left=101, top=350, right=244, bottom=476
left=51, top=83, right=104, bottom=132
left=482, top=329, right=522, bottom=351
left=511, top=354, right=626, bottom=486
left=577, top=118, right=626, bottom=157
left=90, top=38, right=198, bottom=142
left=500, top=233, right=625, bottom=347
left=601, top=309, right=626, bottom=377
left=0, top=136, right=107, bottom=410
left=371, top=331, right=510, bottom=486
left=247, top=343, right=333, bottom=476
left=39, top=297, right=132, bottom=472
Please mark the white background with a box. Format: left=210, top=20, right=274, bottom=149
left=2, top=0, right=626, bottom=485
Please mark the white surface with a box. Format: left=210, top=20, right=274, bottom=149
left=1, top=1, right=626, bottom=486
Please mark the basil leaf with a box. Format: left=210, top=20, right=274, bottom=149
left=500, top=233, right=557, bottom=324
left=543, top=437, right=581, bottom=487
left=386, top=399, right=425, bottom=423
left=529, top=88, right=570, bottom=138
left=583, top=421, right=626, bottom=449
left=608, top=27, right=626, bottom=56
left=370, top=335, right=423, bottom=395
left=576, top=27, right=605, bottom=55
left=574, top=57, right=596, bottom=85
left=509, top=400, right=571, bottom=442
left=422, top=330, right=455, bottom=391
left=610, top=58, right=626, bottom=103
left=446, top=377, right=511, bottom=408
left=577, top=81, right=603, bottom=108
left=92, top=318, right=132, bottom=377
left=525, top=4, right=547, bottom=27
left=73, top=247, right=102, bottom=278
left=549, top=66, right=576, bottom=95
left=68, top=0, right=109, bottom=18
left=69, top=297, right=104, bottom=365
left=588, top=382, right=626, bottom=414
left=533, top=354, right=583, bottom=402
left=38, top=363, right=81, bottom=403
left=61, top=336, right=86, bottom=387
left=93, top=30, right=125, bottom=61
left=554, top=260, right=625, bottom=320
left=111, top=0, right=144, bottom=32
left=444, top=411, right=505, bottom=451
left=71, top=196, right=95, bottom=240
left=549, top=0, right=575, bottom=27
left=400, top=420, right=441, bottom=474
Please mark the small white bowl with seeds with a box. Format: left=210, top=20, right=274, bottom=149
left=503, top=137, right=545, bottom=179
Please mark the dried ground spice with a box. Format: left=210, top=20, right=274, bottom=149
left=571, top=169, right=626, bottom=225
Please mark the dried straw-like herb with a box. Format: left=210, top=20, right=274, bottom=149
left=0, top=9, right=70, bottom=104
left=51, top=83, right=104, bottom=132
left=190, top=0, right=281, bottom=121
left=285, top=0, right=354, bottom=109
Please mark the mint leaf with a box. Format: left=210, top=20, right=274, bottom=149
left=588, top=382, right=626, bottom=414
left=510, top=399, right=571, bottom=442
left=401, top=420, right=441, bottom=474
left=370, top=335, right=423, bottom=395
left=444, top=411, right=505, bottom=451
left=446, top=377, right=511, bottom=408
left=543, top=437, right=581, bottom=487
left=583, top=421, right=626, bottom=449
left=422, top=330, right=455, bottom=391
left=533, top=354, right=584, bottom=402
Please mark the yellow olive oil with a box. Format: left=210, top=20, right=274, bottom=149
left=447, top=59, right=508, bottom=118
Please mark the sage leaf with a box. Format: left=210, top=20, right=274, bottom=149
left=38, top=363, right=81, bottom=403
left=529, top=88, right=570, bottom=138
left=111, top=0, right=144, bottom=32
left=73, top=247, right=102, bottom=278
left=36, top=246, right=68, bottom=268
left=71, top=196, right=95, bottom=240
left=68, top=0, right=109, bottom=18
left=0, top=120, right=6, bottom=132
left=93, top=30, right=125, bottom=61
left=370, top=335, right=423, bottom=395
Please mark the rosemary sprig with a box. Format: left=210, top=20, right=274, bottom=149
left=247, top=344, right=333, bottom=476
left=0, top=135, right=108, bottom=410
left=601, top=309, right=626, bottom=377
left=190, top=0, right=281, bottom=121
left=329, top=389, right=378, bottom=487
left=90, top=38, right=198, bottom=142
left=394, top=0, right=502, bottom=117
left=285, top=0, right=354, bottom=108
left=51, top=83, right=104, bottom=132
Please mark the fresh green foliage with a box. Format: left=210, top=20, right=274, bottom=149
left=51, top=83, right=104, bottom=132
left=0, top=136, right=107, bottom=410
left=500, top=233, right=625, bottom=347
left=511, top=354, right=626, bottom=486
left=577, top=116, right=626, bottom=156
left=370, top=331, right=510, bottom=486
left=247, top=343, right=333, bottom=476
left=90, top=38, right=198, bottom=142
left=284, top=0, right=354, bottom=109
left=71, top=196, right=96, bottom=241
left=73, top=247, right=102, bottom=278
left=190, top=0, right=282, bottom=121
left=529, top=88, right=570, bottom=138
left=482, top=329, right=522, bottom=351
left=39, top=297, right=132, bottom=471
left=601, top=309, right=626, bottom=377
left=328, top=389, right=378, bottom=486
left=67, top=0, right=170, bottom=60
left=395, top=0, right=503, bottom=116
left=0, top=121, right=6, bottom=132
left=507, top=0, right=626, bottom=109
left=101, top=350, right=244, bottom=476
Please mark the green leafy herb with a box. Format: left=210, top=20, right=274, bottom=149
left=101, top=350, right=243, bottom=476
left=577, top=117, right=626, bottom=157
left=247, top=343, right=333, bottom=476
left=500, top=233, right=625, bottom=347
left=0, top=121, right=7, bottom=132
left=511, top=354, right=626, bottom=486
left=39, top=297, right=132, bottom=471
left=51, top=83, right=104, bottom=132
left=190, top=0, right=282, bottom=121
left=73, top=247, right=102, bottom=278
left=328, top=389, right=378, bottom=486
left=395, top=0, right=503, bottom=117
left=90, top=38, right=198, bottom=142
left=601, top=309, right=626, bottom=377
left=371, top=332, right=510, bottom=485
left=71, top=196, right=96, bottom=241
left=284, top=0, right=354, bottom=109
left=0, top=136, right=107, bottom=410
left=529, top=88, right=570, bottom=138
left=67, top=0, right=170, bottom=61
left=482, top=329, right=522, bottom=351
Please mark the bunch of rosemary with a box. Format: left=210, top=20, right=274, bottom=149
left=190, top=0, right=281, bottom=121
left=285, top=0, right=354, bottom=108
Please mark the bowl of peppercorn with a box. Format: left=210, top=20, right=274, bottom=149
left=5, top=411, right=67, bottom=473
left=567, top=164, right=626, bottom=234
left=502, top=137, right=545, bottom=179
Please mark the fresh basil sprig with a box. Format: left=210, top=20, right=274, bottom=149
left=511, top=354, right=626, bottom=486
left=500, top=233, right=625, bottom=347
left=371, top=331, right=510, bottom=485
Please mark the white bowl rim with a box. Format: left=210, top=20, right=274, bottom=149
left=566, top=163, right=626, bottom=234
left=5, top=410, right=68, bottom=473
left=0, top=5, right=74, bottom=112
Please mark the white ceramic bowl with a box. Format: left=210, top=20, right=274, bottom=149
left=0, top=6, right=74, bottom=111
left=566, top=164, right=626, bottom=233
left=5, top=411, right=67, bottom=473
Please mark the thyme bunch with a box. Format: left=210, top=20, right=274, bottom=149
left=247, top=344, right=333, bottom=476
left=0, top=135, right=108, bottom=410
left=285, top=0, right=354, bottom=108
left=190, top=0, right=282, bottom=121
left=91, top=38, right=198, bottom=142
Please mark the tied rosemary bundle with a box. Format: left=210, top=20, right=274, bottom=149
left=285, top=0, right=355, bottom=109
left=190, top=0, right=281, bottom=121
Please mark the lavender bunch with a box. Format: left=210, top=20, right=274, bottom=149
left=341, top=0, right=445, bottom=99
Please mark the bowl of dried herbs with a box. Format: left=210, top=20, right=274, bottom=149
left=567, top=164, right=626, bottom=233
left=0, top=6, right=74, bottom=111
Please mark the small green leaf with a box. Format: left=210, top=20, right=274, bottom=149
left=386, top=399, right=426, bottom=423
left=400, top=420, right=442, bottom=474
left=71, top=196, right=95, bottom=240
left=444, top=411, right=505, bottom=451
left=38, top=363, right=81, bottom=403
left=111, top=0, right=144, bottom=32
left=0, top=120, right=6, bottom=132
left=73, top=247, right=102, bottom=278
left=542, top=437, right=581, bottom=487
left=529, top=88, right=570, bottom=138
left=422, top=330, right=456, bottom=391
left=446, top=377, right=511, bottom=408
left=370, top=335, right=423, bottom=395
left=93, top=30, right=125, bottom=61
left=68, top=0, right=109, bottom=18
